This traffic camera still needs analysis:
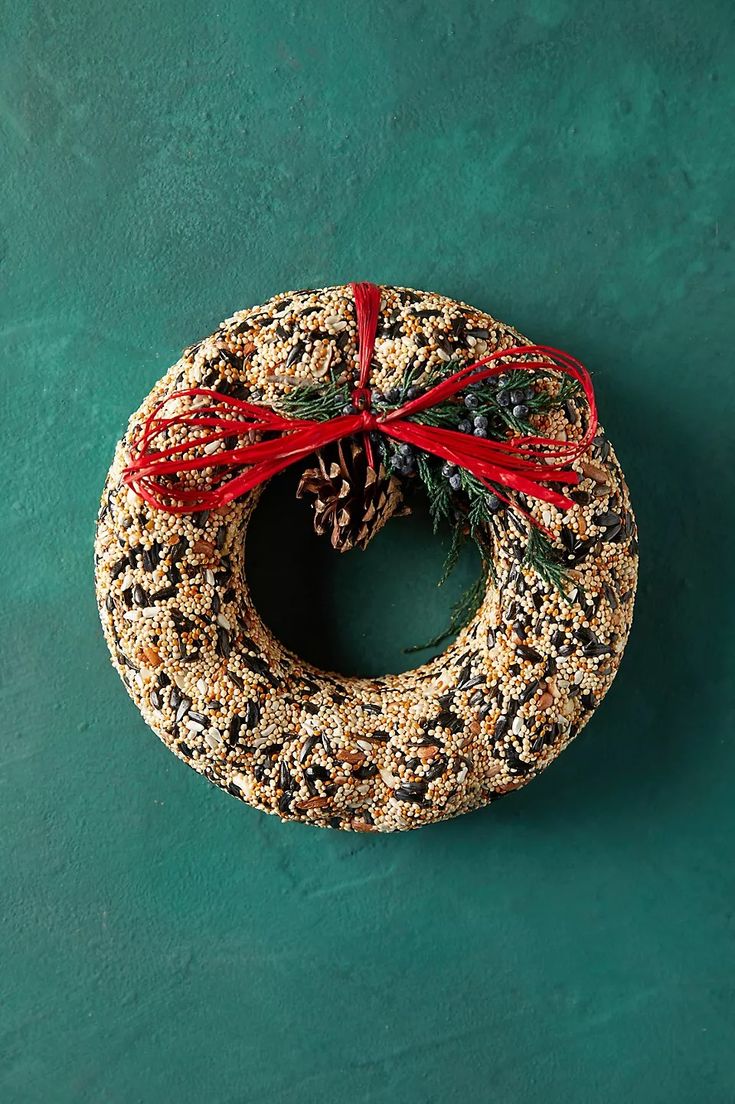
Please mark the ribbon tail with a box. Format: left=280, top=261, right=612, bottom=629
left=379, top=418, right=578, bottom=522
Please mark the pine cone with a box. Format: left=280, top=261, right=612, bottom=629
left=297, top=438, right=407, bottom=552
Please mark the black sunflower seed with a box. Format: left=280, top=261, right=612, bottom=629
left=132, top=584, right=148, bottom=607
left=547, top=722, right=563, bottom=744
left=354, top=764, right=378, bottom=780
left=227, top=716, right=243, bottom=744
left=285, top=340, right=305, bottom=367
left=594, top=511, right=621, bottom=528
left=110, top=556, right=127, bottom=579
left=169, top=538, right=187, bottom=563
left=564, top=540, right=598, bottom=565
left=595, top=436, right=611, bottom=461
left=116, top=649, right=138, bottom=671
left=506, top=755, right=531, bottom=775
left=299, top=733, right=320, bottom=764
left=569, top=490, right=591, bottom=506
left=192, top=511, right=210, bottom=530
left=244, top=699, right=261, bottom=729
left=494, top=715, right=509, bottom=739
left=439, top=710, right=464, bottom=733
left=242, top=653, right=269, bottom=677
left=141, top=544, right=160, bottom=572
left=395, top=781, right=428, bottom=802
left=424, top=757, right=447, bottom=781
left=150, top=585, right=176, bottom=602
left=306, top=763, right=330, bottom=782
left=520, top=680, right=540, bottom=704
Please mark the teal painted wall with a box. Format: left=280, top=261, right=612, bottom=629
left=2, top=2, right=734, bottom=1101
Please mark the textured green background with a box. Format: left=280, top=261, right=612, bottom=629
left=2, top=2, right=734, bottom=1101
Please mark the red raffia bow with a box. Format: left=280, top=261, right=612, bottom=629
left=123, top=282, right=598, bottom=535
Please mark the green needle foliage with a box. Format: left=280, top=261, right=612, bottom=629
left=276, top=356, right=578, bottom=646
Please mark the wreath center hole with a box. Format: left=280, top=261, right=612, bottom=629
left=246, top=468, right=482, bottom=677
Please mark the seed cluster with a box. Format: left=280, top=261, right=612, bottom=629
left=94, top=285, right=638, bottom=832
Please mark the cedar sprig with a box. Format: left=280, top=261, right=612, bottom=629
left=522, top=526, right=572, bottom=596
left=278, top=379, right=351, bottom=421
left=409, top=360, right=581, bottom=437
left=404, top=570, right=487, bottom=654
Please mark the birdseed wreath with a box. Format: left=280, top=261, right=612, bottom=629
left=94, top=282, right=637, bottom=832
